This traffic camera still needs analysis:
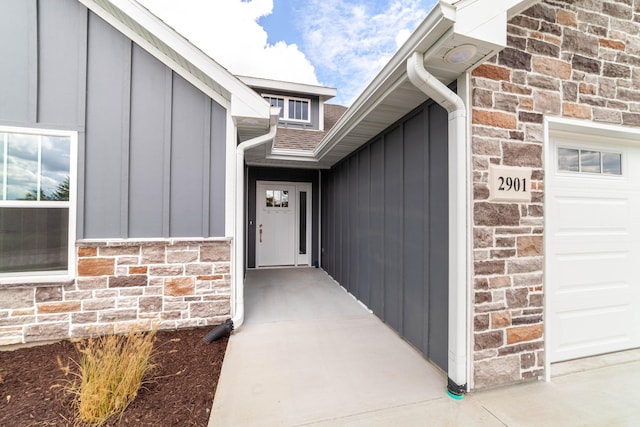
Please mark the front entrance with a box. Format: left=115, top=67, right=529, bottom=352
left=256, top=181, right=312, bottom=267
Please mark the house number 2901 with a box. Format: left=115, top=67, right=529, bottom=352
left=497, top=176, right=527, bottom=192
left=489, top=165, right=532, bottom=202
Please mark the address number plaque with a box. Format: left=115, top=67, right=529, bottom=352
left=488, top=165, right=532, bottom=202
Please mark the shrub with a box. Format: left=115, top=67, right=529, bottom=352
left=68, top=328, right=157, bottom=425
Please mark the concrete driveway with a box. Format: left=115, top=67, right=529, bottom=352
left=209, top=268, right=640, bottom=426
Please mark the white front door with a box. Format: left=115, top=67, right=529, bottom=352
left=256, top=181, right=311, bottom=267
left=547, top=132, right=640, bottom=363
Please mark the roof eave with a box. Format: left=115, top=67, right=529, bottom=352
left=313, top=2, right=457, bottom=161
left=313, top=0, right=537, bottom=169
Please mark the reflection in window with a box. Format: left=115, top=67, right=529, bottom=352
left=1, top=133, right=70, bottom=201
left=288, top=99, right=309, bottom=121
left=603, top=152, right=622, bottom=175
left=265, top=190, right=289, bottom=208
left=558, top=148, right=579, bottom=172
left=262, top=94, right=310, bottom=123
left=558, top=147, right=622, bottom=176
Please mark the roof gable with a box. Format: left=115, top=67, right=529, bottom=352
left=78, top=0, right=272, bottom=134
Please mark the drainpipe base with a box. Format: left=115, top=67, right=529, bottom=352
left=203, top=318, right=234, bottom=343
left=447, top=377, right=466, bottom=400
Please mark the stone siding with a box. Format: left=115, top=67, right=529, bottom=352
left=471, top=0, right=640, bottom=388
left=0, top=239, right=231, bottom=345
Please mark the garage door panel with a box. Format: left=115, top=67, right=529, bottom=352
left=554, top=249, right=630, bottom=289
left=555, top=196, right=628, bottom=233
left=554, top=305, right=631, bottom=360
left=548, top=135, right=640, bottom=363
left=555, top=282, right=631, bottom=308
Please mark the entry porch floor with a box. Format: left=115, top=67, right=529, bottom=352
left=210, top=268, right=640, bottom=426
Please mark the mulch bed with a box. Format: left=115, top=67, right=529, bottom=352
left=0, top=327, right=228, bottom=426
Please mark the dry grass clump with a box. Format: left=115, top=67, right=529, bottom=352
left=66, top=328, right=157, bottom=425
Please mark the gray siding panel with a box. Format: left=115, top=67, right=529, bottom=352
left=170, top=74, right=209, bottom=237
left=369, top=139, right=385, bottom=316
left=129, top=45, right=171, bottom=238
left=37, top=0, right=86, bottom=126
left=1, top=2, right=229, bottom=240
left=321, top=101, right=449, bottom=370
left=0, top=0, right=37, bottom=122
left=427, top=103, right=450, bottom=370
left=210, top=102, right=227, bottom=236
left=403, top=111, right=427, bottom=352
left=84, top=13, right=131, bottom=238
left=357, top=147, right=370, bottom=307
left=383, top=127, right=403, bottom=333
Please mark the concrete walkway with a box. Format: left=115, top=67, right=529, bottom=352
left=209, top=268, right=640, bottom=426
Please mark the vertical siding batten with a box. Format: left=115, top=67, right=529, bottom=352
left=74, top=6, right=89, bottom=239
left=162, top=69, right=173, bottom=238
left=29, top=0, right=38, bottom=124
left=119, top=39, right=132, bottom=238
left=201, top=99, right=212, bottom=237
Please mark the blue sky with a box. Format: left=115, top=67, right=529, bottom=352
left=137, top=0, right=438, bottom=105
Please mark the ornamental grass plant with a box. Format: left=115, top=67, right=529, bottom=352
left=68, top=327, right=157, bottom=425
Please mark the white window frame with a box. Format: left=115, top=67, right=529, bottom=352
left=262, top=94, right=311, bottom=123
left=0, top=125, right=77, bottom=284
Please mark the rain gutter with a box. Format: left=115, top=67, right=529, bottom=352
left=231, top=110, right=280, bottom=329
left=407, top=50, right=468, bottom=399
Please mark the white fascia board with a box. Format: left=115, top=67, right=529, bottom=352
left=79, top=0, right=271, bottom=122
left=237, top=76, right=337, bottom=101
left=454, top=0, right=539, bottom=46
left=315, top=2, right=456, bottom=159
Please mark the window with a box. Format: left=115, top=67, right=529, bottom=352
left=265, top=190, right=289, bottom=208
left=263, top=94, right=310, bottom=123
left=264, top=96, right=285, bottom=119
left=558, top=147, right=622, bottom=175
left=0, top=127, right=76, bottom=280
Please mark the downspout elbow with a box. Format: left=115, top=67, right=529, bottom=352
left=407, top=52, right=465, bottom=114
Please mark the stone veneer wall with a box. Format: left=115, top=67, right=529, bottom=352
left=0, top=239, right=231, bottom=345
left=470, top=0, right=640, bottom=388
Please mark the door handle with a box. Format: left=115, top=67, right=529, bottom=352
left=259, top=224, right=263, bottom=243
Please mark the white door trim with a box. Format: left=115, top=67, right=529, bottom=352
left=256, top=180, right=312, bottom=267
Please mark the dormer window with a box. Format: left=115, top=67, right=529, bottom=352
left=263, top=94, right=310, bottom=123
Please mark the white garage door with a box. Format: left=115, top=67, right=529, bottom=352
left=547, top=132, right=640, bottom=363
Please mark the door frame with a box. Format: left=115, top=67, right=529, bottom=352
left=255, top=180, right=312, bottom=267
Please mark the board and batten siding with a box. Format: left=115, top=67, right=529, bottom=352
left=0, top=0, right=227, bottom=239
left=321, top=101, right=449, bottom=370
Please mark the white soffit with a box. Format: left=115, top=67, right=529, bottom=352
left=237, top=76, right=337, bottom=102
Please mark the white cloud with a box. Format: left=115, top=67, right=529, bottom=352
left=136, top=0, right=319, bottom=85
left=297, top=0, right=432, bottom=105
left=136, top=0, right=436, bottom=106
left=395, top=29, right=412, bottom=48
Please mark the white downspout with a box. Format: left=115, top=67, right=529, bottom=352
left=231, top=111, right=279, bottom=330
left=407, top=51, right=468, bottom=398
